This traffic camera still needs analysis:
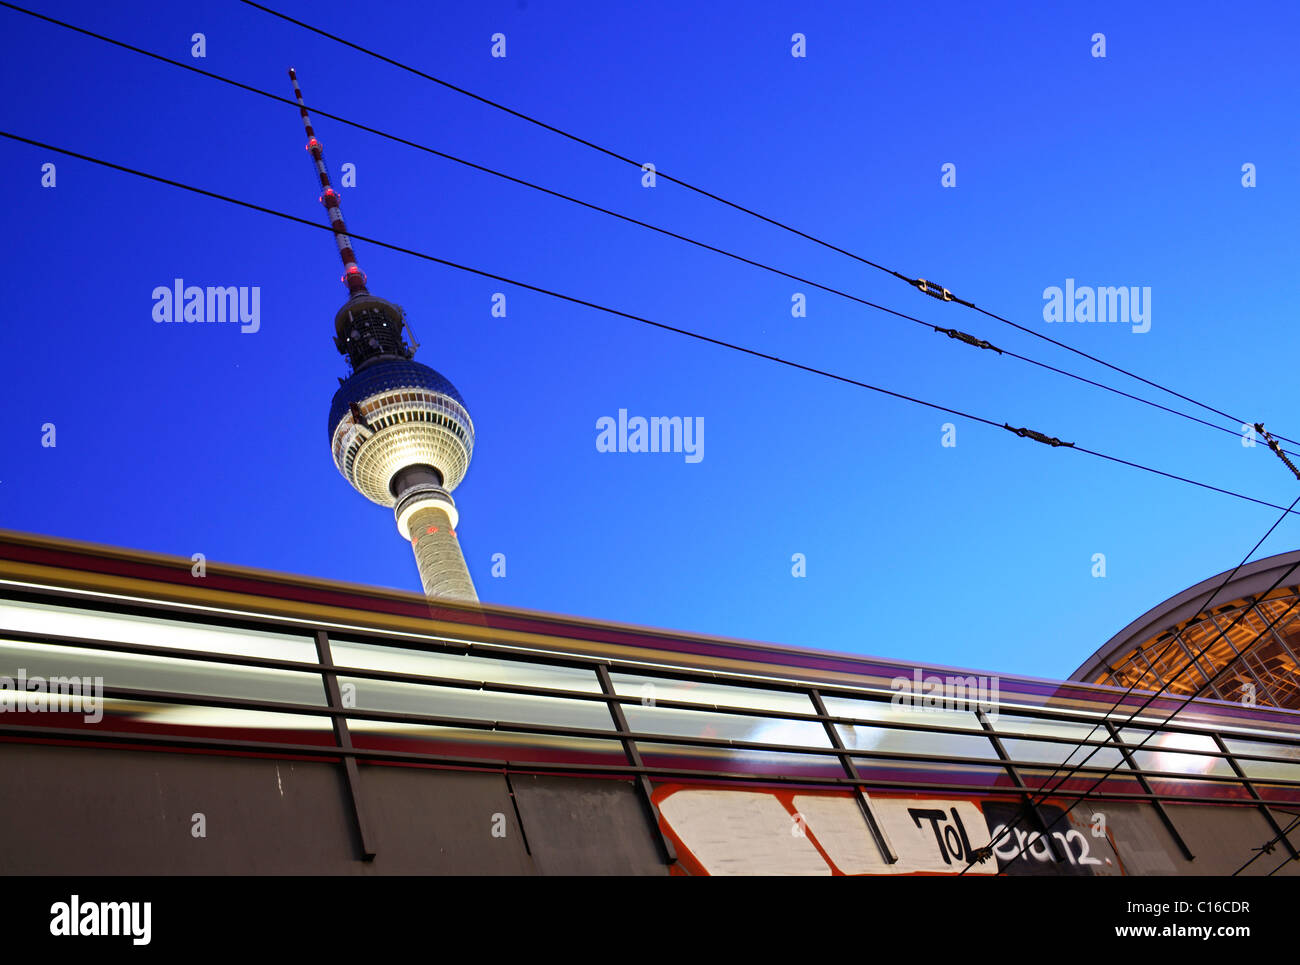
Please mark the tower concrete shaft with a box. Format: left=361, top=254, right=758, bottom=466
left=407, top=504, right=478, bottom=603
left=392, top=468, right=477, bottom=604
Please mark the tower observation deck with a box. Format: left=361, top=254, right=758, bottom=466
left=290, top=68, right=478, bottom=603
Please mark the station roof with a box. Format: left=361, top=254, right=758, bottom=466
left=1070, top=549, right=1300, bottom=708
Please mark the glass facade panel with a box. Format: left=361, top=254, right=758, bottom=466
left=346, top=719, right=625, bottom=765
left=0, top=598, right=318, bottom=663
left=824, top=695, right=996, bottom=761
left=824, top=694, right=986, bottom=730
left=1118, top=727, right=1235, bottom=777
left=337, top=675, right=612, bottom=730
left=1222, top=736, right=1300, bottom=784
left=622, top=703, right=830, bottom=748
left=990, top=714, right=1126, bottom=770
left=1015, top=765, right=1146, bottom=796
left=835, top=721, right=999, bottom=762
left=637, top=741, right=844, bottom=778
left=610, top=672, right=816, bottom=714
left=116, top=699, right=334, bottom=732
left=0, top=638, right=327, bottom=706
left=82, top=697, right=332, bottom=736
left=330, top=638, right=602, bottom=692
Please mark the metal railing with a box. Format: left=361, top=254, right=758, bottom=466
left=4, top=580, right=1300, bottom=865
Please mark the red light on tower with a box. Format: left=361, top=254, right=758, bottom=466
left=289, top=68, right=369, bottom=299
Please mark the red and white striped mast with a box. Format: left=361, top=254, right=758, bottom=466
left=294, top=67, right=480, bottom=605
left=289, top=67, right=369, bottom=297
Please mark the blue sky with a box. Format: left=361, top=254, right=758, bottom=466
left=3, top=0, right=1299, bottom=681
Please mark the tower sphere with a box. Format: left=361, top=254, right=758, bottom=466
left=328, top=357, right=475, bottom=507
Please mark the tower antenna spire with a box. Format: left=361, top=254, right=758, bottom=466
left=289, top=67, right=368, bottom=296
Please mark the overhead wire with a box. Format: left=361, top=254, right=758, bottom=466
left=3, top=1, right=1293, bottom=458
left=3, top=127, right=1298, bottom=528
left=1231, top=810, right=1300, bottom=876
left=235, top=0, right=1300, bottom=448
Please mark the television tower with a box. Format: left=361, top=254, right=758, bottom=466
left=290, top=69, right=479, bottom=603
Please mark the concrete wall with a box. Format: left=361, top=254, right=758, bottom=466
left=1, top=742, right=1294, bottom=875
left=0, top=744, right=666, bottom=875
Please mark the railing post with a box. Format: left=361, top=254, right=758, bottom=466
left=315, top=630, right=376, bottom=861
left=808, top=688, right=897, bottom=864
left=976, top=710, right=1069, bottom=863
left=594, top=665, right=677, bottom=867
left=1211, top=731, right=1299, bottom=861
left=1102, top=718, right=1195, bottom=861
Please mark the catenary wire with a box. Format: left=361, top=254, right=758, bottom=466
left=235, top=0, right=1300, bottom=448
left=3, top=1, right=1293, bottom=459
left=1232, top=812, right=1300, bottom=876
left=3, top=127, right=1298, bottom=528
